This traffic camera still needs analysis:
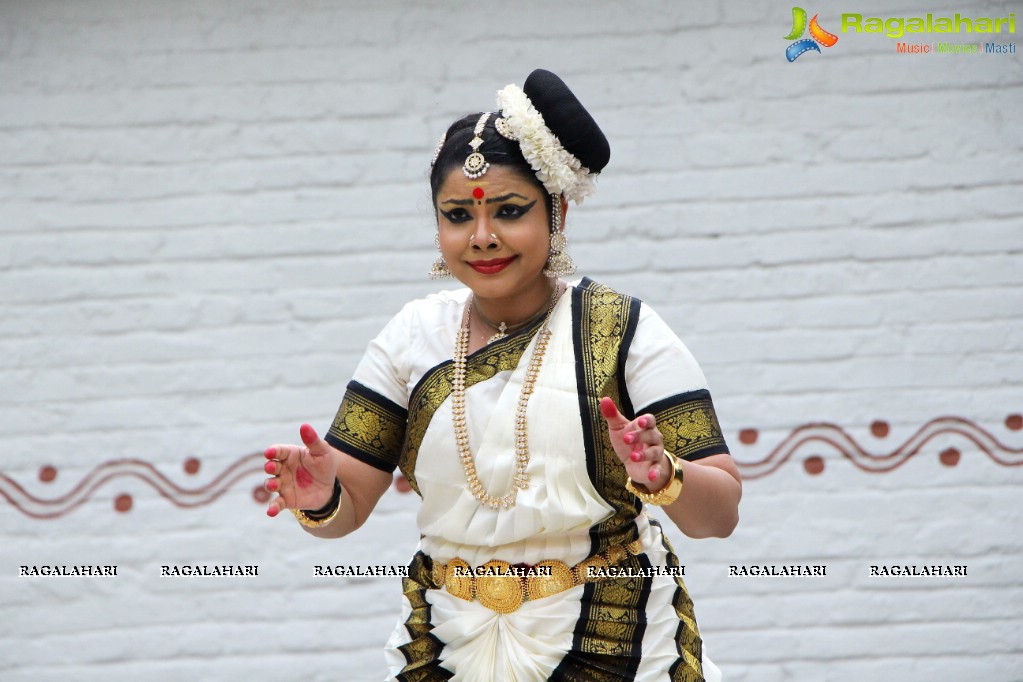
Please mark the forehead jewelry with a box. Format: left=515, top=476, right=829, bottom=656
left=463, top=112, right=492, bottom=179
left=430, top=131, right=447, bottom=167
left=495, top=115, right=517, bottom=141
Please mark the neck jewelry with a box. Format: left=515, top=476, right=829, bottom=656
left=473, top=297, right=551, bottom=344
left=451, top=285, right=561, bottom=510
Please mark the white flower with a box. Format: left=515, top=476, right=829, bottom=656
left=496, top=84, right=597, bottom=203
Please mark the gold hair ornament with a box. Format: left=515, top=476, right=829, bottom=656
left=463, top=112, right=492, bottom=179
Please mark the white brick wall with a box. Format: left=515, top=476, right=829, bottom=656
left=1, top=1, right=1020, bottom=680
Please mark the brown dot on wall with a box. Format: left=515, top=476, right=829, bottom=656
left=870, top=420, right=889, bottom=438
left=939, top=448, right=960, bottom=467
left=184, top=457, right=201, bottom=475
left=1007, top=414, right=1022, bottom=431
left=253, top=486, right=270, bottom=504
left=738, top=429, right=758, bottom=445
left=114, top=494, right=133, bottom=513
left=39, top=465, right=58, bottom=483
left=803, top=456, right=825, bottom=475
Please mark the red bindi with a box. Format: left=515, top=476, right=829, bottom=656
left=472, top=187, right=485, bottom=200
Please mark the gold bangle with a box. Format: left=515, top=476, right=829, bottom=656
left=291, top=480, right=343, bottom=528
left=292, top=504, right=341, bottom=528
left=625, top=450, right=684, bottom=506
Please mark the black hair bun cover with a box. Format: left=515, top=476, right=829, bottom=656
left=522, top=69, right=610, bottom=174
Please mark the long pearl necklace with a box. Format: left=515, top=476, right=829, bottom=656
left=451, top=286, right=561, bottom=510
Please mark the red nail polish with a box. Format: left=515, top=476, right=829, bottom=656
left=630, top=451, right=642, bottom=462
left=300, top=423, right=317, bottom=444
left=264, top=462, right=275, bottom=474
left=267, top=507, right=278, bottom=517
left=267, top=479, right=278, bottom=492
left=639, top=417, right=648, bottom=428
left=648, top=469, right=658, bottom=482
left=264, top=447, right=275, bottom=459
left=623, top=432, right=634, bottom=444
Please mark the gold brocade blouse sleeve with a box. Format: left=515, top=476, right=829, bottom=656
left=325, top=380, right=408, bottom=473
left=323, top=300, right=417, bottom=473
left=623, top=302, right=730, bottom=462
left=642, top=389, right=728, bottom=461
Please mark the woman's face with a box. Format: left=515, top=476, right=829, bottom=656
left=435, top=165, right=553, bottom=301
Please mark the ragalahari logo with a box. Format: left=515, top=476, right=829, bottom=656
left=784, top=7, right=839, bottom=61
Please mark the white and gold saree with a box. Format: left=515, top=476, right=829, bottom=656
left=327, top=279, right=727, bottom=682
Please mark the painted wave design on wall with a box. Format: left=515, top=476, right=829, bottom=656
left=0, top=453, right=265, bottom=519
left=1, top=415, right=1020, bottom=518
left=736, top=415, right=1023, bottom=479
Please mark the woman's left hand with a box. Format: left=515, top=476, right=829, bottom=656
left=600, top=397, right=671, bottom=492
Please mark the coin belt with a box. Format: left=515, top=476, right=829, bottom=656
left=430, top=540, right=644, bottom=614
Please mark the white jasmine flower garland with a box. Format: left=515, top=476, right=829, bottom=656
left=496, top=84, right=597, bottom=204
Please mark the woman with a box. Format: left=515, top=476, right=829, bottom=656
left=264, top=69, right=741, bottom=681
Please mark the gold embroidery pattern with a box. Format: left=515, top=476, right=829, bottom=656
left=655, top=395, right=727, bottom=461
left=558, top=281, right=658, bottom=678
left=400, top=332, right=535, bottom=495
left=575, top=281, right=641, bottom=553
left=653, top=519, right=705, bottom=682
left=327, top=384, right=407, bottom=472
left=396, top=553, right=453, bottom=681
left=550, top=554, right=648, bottom=681
left=582, top=562, right=646, bottom=656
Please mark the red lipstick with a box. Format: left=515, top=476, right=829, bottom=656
left=467, top=256, right=516, bottom=274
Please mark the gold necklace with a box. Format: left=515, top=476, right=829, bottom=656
left=451, top=286, right=561, bottom=509
left=473, top=300, right=551, bottom=344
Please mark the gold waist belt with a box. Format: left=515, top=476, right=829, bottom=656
left=430, top=539, right=643, bottom=614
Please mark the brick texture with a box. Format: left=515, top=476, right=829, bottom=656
left=1, top=1, right=1021, bottom=680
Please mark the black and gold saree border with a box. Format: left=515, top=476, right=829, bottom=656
left=639, top=389, right=729, bottom=462
left=651, top=518, right=705, bottom=682
left=548, top=551, right=653, bottom=681
left=395, top=552, right=453, bottom=681
left=325, top=380, right=407, bottom=473
left=571, top=278, right=643, bottom=554
left=399, top=317, right=545, bottom=495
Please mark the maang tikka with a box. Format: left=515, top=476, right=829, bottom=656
left=463, top=112, right=492, bottom=179
left=543, top=193, right=576, bottom=277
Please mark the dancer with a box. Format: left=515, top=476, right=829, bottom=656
left=264, top=69, right=741, bottom=681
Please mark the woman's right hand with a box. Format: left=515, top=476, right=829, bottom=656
left=264, top=423, right=339, bottom=517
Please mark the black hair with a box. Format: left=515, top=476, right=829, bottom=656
left=429, top=113, right=555, bottom=221
left=428, top=69, right=610, bottom=225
